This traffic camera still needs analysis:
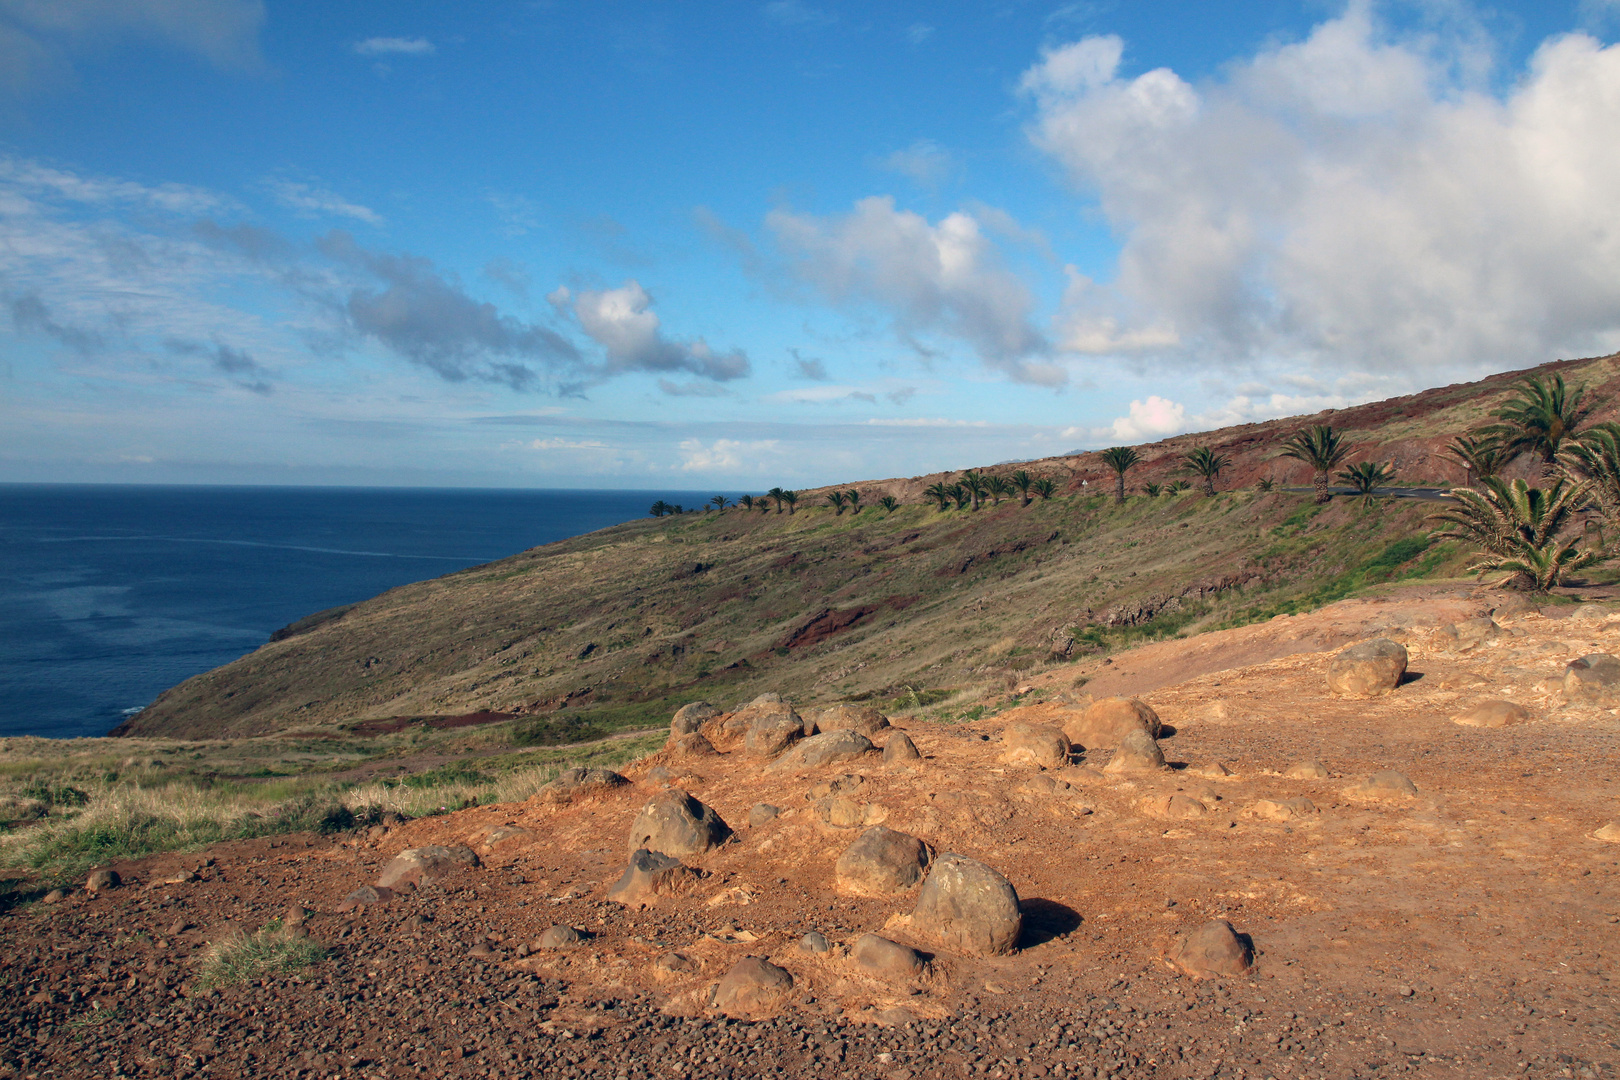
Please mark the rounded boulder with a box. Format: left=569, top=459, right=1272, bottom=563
left=1326, top=638, right=1408, bottom=698
left=811, top=705, right=891, bottom=736
left=883, top=731, right=921, bottom=763
left=714, top=956, right=794, bottom=1018
left=835, top=825, right=931, bottom=895
left=1102, top=728, right=1165, bottom=773
left=626, top=789, right=731, bottom=857
left=1063, top=697, right=1161, bottom=750
left=744, top=711, right=806, bottom=757
left=766, top=730, right=874, bottom=773
left=1171, top=919, right=1253, bottom=978
left=852, top=933, right=926, bottom=978
left=911, top=853, right=1022, bottom=957
left=671, top=701, right=721, bottom=736
left=998, top=722, right=1071, bottom=769
left=1451, top=699, right=1531, bottom=728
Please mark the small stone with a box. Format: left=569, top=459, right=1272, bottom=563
left=607, top=849, right=702, bottom=908
left=1244, top=797, right=1317, bottom=822
left=1284, top=760, right=1330, bottom=779
left=538, top=924, right=587, bottom=949
left=1062, top=697, right=1161, bottom=750
left=284, top=905, right=309, bottom=927
left=340, top=885, right=393, bottom=909
left=376, top=845, right=479, bottom=891
left=43, top=888, right=66, bottom=904
left=1171, top=919, right=1253, bottom=978
left=998, top=722, right=1071, bottom=769
left=1396, top=984, right=1415, bottom=997
left=1144, top=794, right=1207, bottom=820
left=1451, top=700, right=1532, bottom=728
left=626, top=789, right=731, bottom=856
left=713, top=956, right=794, bottom=1018
left=468, top=940, right=495, bottom=958
left=1348, top=770, right=1418, bottom=800
left=482, top=825, right=536, bottom=850
left=883, top=731, right=921, bottom=763
left=1102, top=728, right=1165, bottom=773
left=654, top=952, right=699, bottom=979
left=852, top=933, right=926, bottom=978
left=835, top=825, right=931, bottom=895
left=1188, top=762, right=1234, bottom=779
left=748, top=803, right=780, bottom=827
left=799, top=931, right=831, bottom=954
left=1564, top=653, right=1620, bottom=704
left=910, top=853, right=1022, bottom=957
left=1326, top=638, right=1408, bottom=698
left=85, top=869, right=120, bottom=893
left=1433, top=617, right=1500, bottom=652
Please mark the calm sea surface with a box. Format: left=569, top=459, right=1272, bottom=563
left=0, top=485, right=706, bottom=739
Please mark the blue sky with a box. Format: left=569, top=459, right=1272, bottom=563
left=3, top=0, right=1620, bottom=489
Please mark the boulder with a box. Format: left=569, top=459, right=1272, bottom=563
left=377, top=845, right=480, bottom=890
left=1171, top=919, right=1253, bottom=978
left=749, top=692, right=783, bottom=705
left=911, top=853, right=1022, bottom=957
left=85, top=869, right=120, bottom=893
left=1452, top=699, right=1531, bottom=728
left=1244, top=797, right=1317, bottom=822
left=834, top=826, right=931, bottom=895
left=606, top=849, right=702, bottom=908
left=1326, top=638, right=1408, bottom=698
left=766, top=730, right=874, bottom=773
left=1062, top=697, right=1162, bottom=749
left=534, top=767, right=628, bottom=804
left=669, top=732, right=717, bottom=757
left=1144, top=794, right=1207, bottom=820
left=883, top=732, right=921, bottom=763
left=1284, top=760, right=1330, bottom=779
left=1102, top=728, right=1165, bottom=773
left=813, top=796, right=883, bottom=829
left=713, top=956, right=794, bottom=1018
left=799, top=931, right=831, bottom=954
left=744, top=711, right=806, bottom=757
left=654, top=952, right=699, bottom=979
left=1433, top=617, right=1500, bottom=652
left=810, top=705, right=891, bottom=736
left=671, top=701, right=721, bottom=736
left=627, top=790, right=731, bottom=856
left=748, top=803, right=780, bottom=827
left=1564, top=653, right=1620, bottom=704
left=537, top=925, right=587, bottom=949
left=998, top=722, right=1071, bottom=769
left=852, top=933, right=926, bottom=978
left=1347, top=770, right=1418, bottom=800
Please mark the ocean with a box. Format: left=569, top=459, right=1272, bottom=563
left=0, top=484, right=709, bottom=740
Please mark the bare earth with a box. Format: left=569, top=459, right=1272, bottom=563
left=5, top=588, right=1619, bottom=1080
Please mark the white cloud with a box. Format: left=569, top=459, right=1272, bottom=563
left=678, top=437, right=780, bottom=472
left=877, top=139, right=954, bottom=187
left=0, top=156, right=229, bottom=215
left=1022, top=5, right=1620, bottom=374
left=521, top=437, right=607, bottom=451
left=1097, top=395, right=1187, bottom=442
left=566, top=280, right=750, bottom=382
left=766, top=196, right=1055, bottom=384
left=353, top=36, right=434, bottom=56
left=864, top=417, right=986, bottom=428
left=266, top=179, right=381, bottom=225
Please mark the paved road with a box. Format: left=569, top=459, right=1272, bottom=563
left=1277, top=486, right=1454, bottom=501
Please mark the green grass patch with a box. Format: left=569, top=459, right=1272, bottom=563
left=197, top=921, right=327, bottom=987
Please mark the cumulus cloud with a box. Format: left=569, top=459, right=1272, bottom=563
left=678, top=437, right=781, bottom=472
left=1022, top=4, right=1620, bottom=373
left=353, top=36, right=434, bottom=56
left=267, top=179, right=381, bottom=225
left=558, top=280, right=751, bottom=382
left=767, top=196, right=1055, bottom=384
left=319, top=232, right=581, bottom=391
left=0, top=0, right=266, bottom=91
left=878, top=140, right=954, bottom=187
left=1097, top=395, right=1187, bottom=442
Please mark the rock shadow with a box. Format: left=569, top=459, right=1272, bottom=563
left=1018, top=898, right=1082, bottom=948
left=1157, top=723, right=1178, bottom=739
left=1398, top=671, right=1425, bottom=686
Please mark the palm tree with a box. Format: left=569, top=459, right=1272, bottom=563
left=1429, top=477, right=1598, bottom=592
left=826, top=490, right=847, bottom=514
left=1010, top=469, right=1033, bottom=506
left=649, top=500, right=670, bottom=518
left=1339, top=461, right=1396, bottom=497
left=950, top=483, right=971, bottom=510
left=1479, top=373, right=1590, bottom=470
left=846, top=489, right=862, bottom=514
left=1098, top=447, right=1139, bottom=504
left=1031, top=478, right=1057, bottom=500
left=1559, top=421, right=1620, bottom=523
left=961, top=470, right=988, bottom=510
left=1254, top=477, right=1276, bottom=492
left=738, top=494, right=755, bottom=511
left=1279, top=425, right=1351, bottom=504
left=877, top=495, right=899, bottom=513
left=767, top=486, right=786, bottom=514
left=1143, top=482, right=1162, bottom=497
left=1168, top=480, right=1190, bottom=494
left=757, top=498, right=771, bottom=514
left=1444, top=434, right=1507, bottom=487
left=986, top=475, right=1012, bottom=505
left=1182, top=446, right=1232, bottom=497
left=780, top=490, right=798, bottom=514
left=923, top=482, right=952, bottom=511
left=709, top=495, right=731, bottom=511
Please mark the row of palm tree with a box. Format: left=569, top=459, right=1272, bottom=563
left=921, top=469, right=1058, bottom=512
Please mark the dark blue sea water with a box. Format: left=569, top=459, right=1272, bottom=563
left=0, top=485, right=708, bottom=740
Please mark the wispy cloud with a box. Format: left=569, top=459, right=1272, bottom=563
left=877, top=139, right=954, bottom=187
left=762, top=1, right=835, bottom=27
left=266, top=178, right=382, bottom=225
left=353, top=36, right=434, bottom=57
left=906, top=23, right=934, bottom=44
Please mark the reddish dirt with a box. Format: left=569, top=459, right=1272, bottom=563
left=6, top=592, right=1620, bottom=1080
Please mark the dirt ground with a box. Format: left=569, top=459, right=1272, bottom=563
left=4, top=588, right=1619, bottom=1080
